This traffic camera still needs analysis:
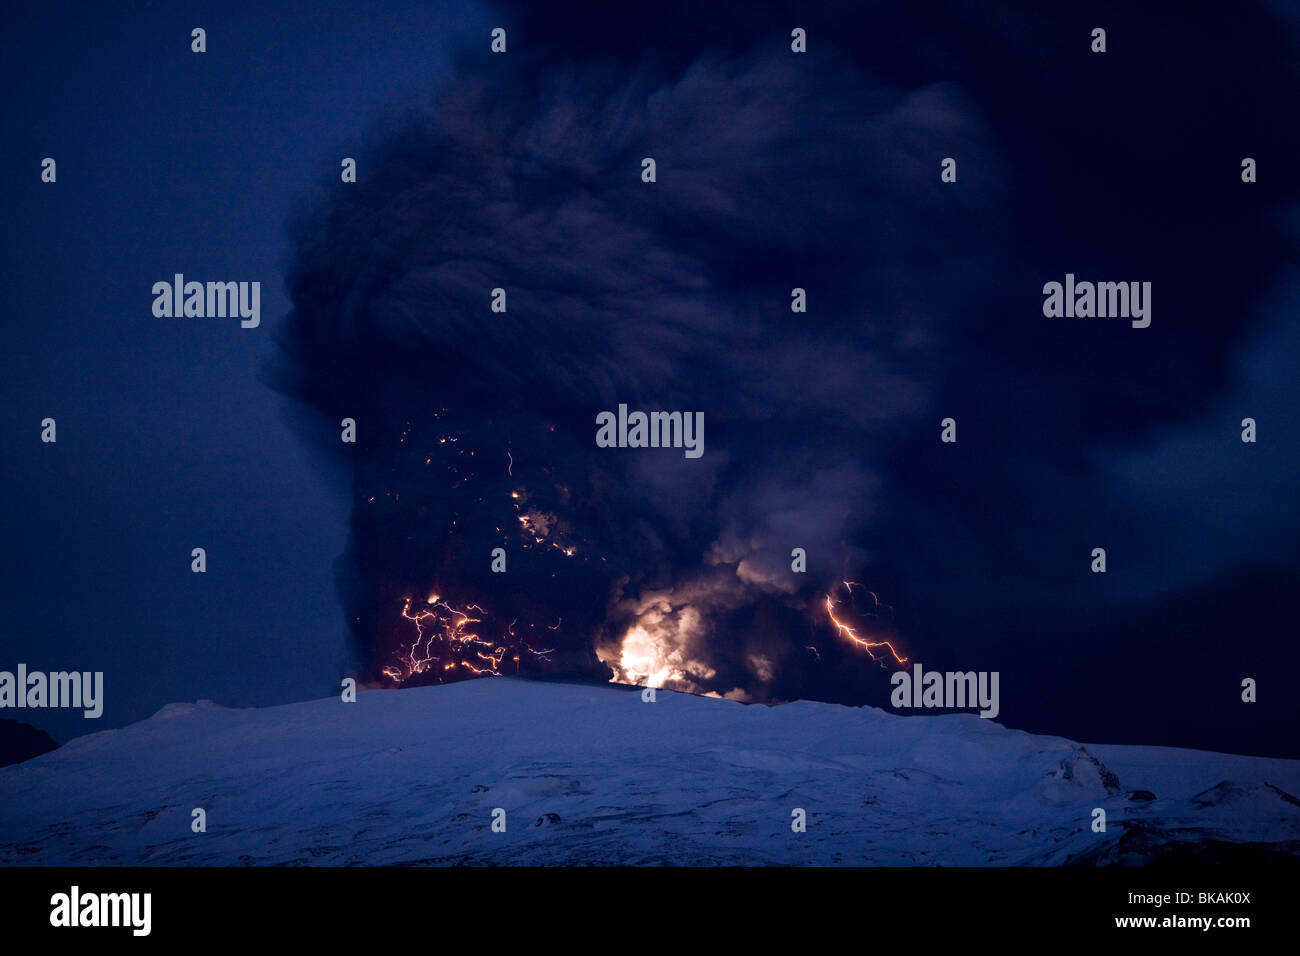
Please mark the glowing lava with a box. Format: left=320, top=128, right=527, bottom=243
left=599, top=596, right=714, bottom=693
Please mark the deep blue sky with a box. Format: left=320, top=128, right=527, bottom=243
left=2, top=1, right=490, bottom=741
left=3, top=0, right=1298, bottom=757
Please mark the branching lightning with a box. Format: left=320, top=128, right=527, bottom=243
left=383, top=595, right=555, bottom=683
left=824, top=581, right=907, bottom=666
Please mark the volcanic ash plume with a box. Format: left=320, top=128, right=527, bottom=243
left=272, top=46, right=1007, bottom=700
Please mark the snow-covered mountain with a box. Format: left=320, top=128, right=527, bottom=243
left=1, top=679, right=1296, bottom=865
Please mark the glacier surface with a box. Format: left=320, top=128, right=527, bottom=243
left=1, top=679, right=1296, bottom=865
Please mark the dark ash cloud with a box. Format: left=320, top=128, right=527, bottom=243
left=274, top=0, right=1300, bottom=745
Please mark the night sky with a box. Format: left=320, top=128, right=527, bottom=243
left=3, top=0, right=1298, bottom=757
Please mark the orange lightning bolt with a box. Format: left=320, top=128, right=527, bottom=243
left=824, top=583, right=907, bottom=665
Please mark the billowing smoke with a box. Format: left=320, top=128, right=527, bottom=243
left=273, top=0, right=1299, bottom=706
left=271, top=39, right=1006, bottom=698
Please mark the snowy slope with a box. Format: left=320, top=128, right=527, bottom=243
left=1, top=679, right=1296, bottom=865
